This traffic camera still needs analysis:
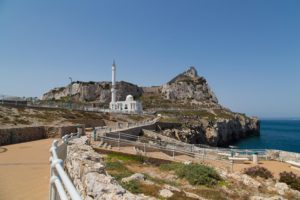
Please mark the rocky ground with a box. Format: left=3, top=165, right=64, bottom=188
left=0, top=105, right=152, bottom=129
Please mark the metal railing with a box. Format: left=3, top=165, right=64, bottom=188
left=95, top=132, right=233, bottom=169
left=49, top=133, right=82, bottom=200
left=97, top=131, right=268, bottom=158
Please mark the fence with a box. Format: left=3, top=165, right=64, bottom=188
left=95, top=132, right=233, bottom=169
left=94, top=130, right=273, bottom=171
left=49, top=132, right=82, bottom=200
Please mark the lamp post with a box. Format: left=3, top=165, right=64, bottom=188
left=69, top=77, right=72, bottom=110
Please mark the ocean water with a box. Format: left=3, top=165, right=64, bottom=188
left=234, top=120, right=300, bottom=153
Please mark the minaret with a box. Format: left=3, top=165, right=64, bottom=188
left=111, top=60, right=116, bottom=104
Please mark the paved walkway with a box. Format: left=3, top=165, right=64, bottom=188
left=0, top=139, right=53, bottom=200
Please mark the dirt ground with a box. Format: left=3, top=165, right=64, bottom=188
left=0, top=139, right=53, bottom=200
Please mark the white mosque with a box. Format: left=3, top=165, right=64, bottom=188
left=109, top=61, right=143, bottom=113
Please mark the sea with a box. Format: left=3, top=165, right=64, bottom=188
left=234, top=120, right=300, bottom=153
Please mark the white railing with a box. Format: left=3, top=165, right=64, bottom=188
left=49, top=133, right=82, bottom=200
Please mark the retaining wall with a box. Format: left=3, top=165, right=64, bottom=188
left=0, top=125, right=85, bottom=145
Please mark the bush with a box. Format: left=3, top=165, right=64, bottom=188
left=175, top=163, right=222, bottom=186
left=121, top=180, right=141, bottom=194
left=243, top=166, right=273, bottom=179
left=279, top=171, right=300, bottom=191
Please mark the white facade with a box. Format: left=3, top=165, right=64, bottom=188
left=109, top=62, right=143, bottom=113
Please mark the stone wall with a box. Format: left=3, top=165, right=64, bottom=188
left=0, top=126, right=46, bottom=145
left=65, top=137, right=153, bottom=200
left=0, top=124, right=85, bottom=145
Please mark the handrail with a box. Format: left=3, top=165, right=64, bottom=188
left=97, top=135, right=231, bottom=166
left=49, top=133, right=82, bottom=200
left=97, top=131, right=268, bottom=157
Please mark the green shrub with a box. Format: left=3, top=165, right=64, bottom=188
left=175, top=164, right=222, bottom=186
left=105, top=161, right=133, bottom=181
left=121, top=180, right=141, bottom=194
left=243, top=166, right=273, bottom=179
left=279, top=171, right=300, bottom=191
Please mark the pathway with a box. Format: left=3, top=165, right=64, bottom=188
left=0, top=139, right=53, bottom=200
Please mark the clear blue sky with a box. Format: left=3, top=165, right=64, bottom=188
left=0, top=0, right=299, bottom=118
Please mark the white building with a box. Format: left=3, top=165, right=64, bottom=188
left=109, top=61, right=143, bottom=113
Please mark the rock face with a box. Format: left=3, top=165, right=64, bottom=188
left=161, top=67, right=218, bottom=104
left=160, top=115, right=260, bottom=147
left=42, top=81, right=142, bottom=103
left=42, top=67, right=217, bottom=105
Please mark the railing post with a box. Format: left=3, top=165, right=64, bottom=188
left=202, top=149, right=205, bottom=160
left=93, top=129, right=96, bottom=141
left=118, top=132, right=120, bottom=150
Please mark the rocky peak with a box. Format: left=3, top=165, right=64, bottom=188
left=162, top=66, right=218, bottom=104
left=183, top=66, right=198, bottom=78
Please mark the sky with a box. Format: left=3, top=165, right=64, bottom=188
left=0, top=0, right=299, bottom=118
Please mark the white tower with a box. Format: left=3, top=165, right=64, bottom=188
left=110, top=60, right=117, bottom=110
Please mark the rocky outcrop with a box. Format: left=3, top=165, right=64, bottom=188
left=160, top=115, right=260, bottom=147
left=65, top=137, right=154, bottom=200
left=42, top=67, right=217, bottom=106
left=42, top=81, right=142, bottom=103
left=161, top=67, right=218, bottom=104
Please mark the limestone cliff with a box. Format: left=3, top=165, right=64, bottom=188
left=159, top=113, right=260, bottom=147
left=42, top=81, right=142, bottom=103
left=161, top=67, right=218, bottom=104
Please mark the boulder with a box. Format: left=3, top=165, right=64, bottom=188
left=275, top=182, right=290, bottom=196
left=159, top=189, right=174, bottom=198
left=121, top=173, right=145, bottom=183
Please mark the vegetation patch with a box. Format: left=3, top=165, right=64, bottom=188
left=279, top=171, right=300, bottom=191
left=105, top=160, right=133, bottom=181
left=159, top=163, right=222, bottom=186
left=106, top=152, right=146, bottom=163
left=244, top=166, right=273, bottom=179
left=120, top=180, right=141, bottom=194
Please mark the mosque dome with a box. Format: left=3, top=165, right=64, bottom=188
left=126, top=95, right=134, bottom=101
